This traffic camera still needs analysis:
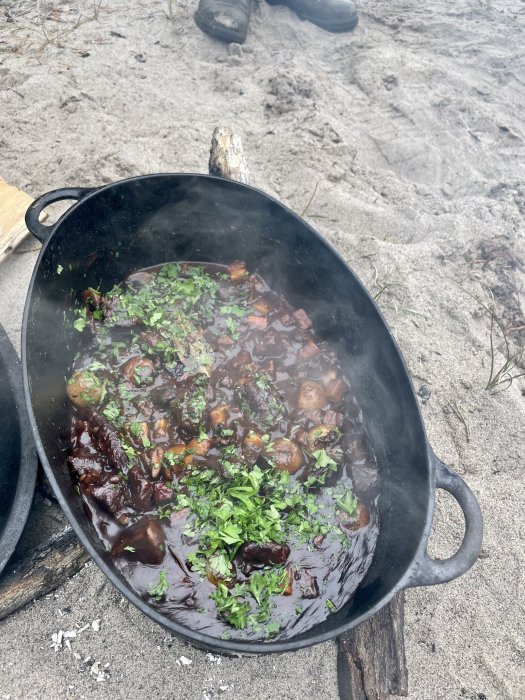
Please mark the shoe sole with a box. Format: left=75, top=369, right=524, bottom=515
left=266, top=0, right=358, bottom=32
left=195, top=11, right=248, bottom=43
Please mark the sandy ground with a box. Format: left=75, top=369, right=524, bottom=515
left=1, top=0, right=525, bottom=698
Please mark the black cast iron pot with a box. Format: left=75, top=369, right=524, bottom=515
left=0, top=323, right=38, bottom=577
left=23, top=174, right=483, bottom=655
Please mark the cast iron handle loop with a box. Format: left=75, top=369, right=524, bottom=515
left=25, top=187, right=97, bottom=244
left=407, top=455, right=483, bottom=587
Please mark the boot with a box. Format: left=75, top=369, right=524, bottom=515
left=266, top=0, right=358, bottom=33
left=195, top=0, right=252, bottom=44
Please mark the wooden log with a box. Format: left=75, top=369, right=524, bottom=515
left=209, top=127, right=250, bottom=185
left=0, top=527, right=89, bottom=621
left=337, top=592, right=408, bottom=700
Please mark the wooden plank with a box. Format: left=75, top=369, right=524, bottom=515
left=0, top=177, right=42, bottom=261
left=338, top=592, right=408, bottom=700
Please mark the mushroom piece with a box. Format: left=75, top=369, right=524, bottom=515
left=297, top=380, right=327, bottom=411
left=209, top=404, right=230, bottom=429
left=122, top=356, right=155, bottom=386
left=339, top=503, right=371, bottom=532
left=153, top=418, right=169, bottom=440
left=251, top=297, right=273, bottom=315
left=282, top=566, right=294, bottom=596
left=164, top=444, right=188, bottom=475
left=228, top=260, right=248, bottom=282
left=112, top=517, right=166, bottom=565
left=149, top=447, right=164, bottom=479
left=271, top=438, right=304, bottom=474
left=243, top=431, right=264, bottom=451
left=184, top=435, right=213, bottom=466
left=66, top=371, right=105, bottom=409
left=206, top=557, right=237, bottom=587
left=304, top=424, right=340, bottom=452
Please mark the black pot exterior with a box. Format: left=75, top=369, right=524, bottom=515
left=22, top=174, right=483, bottom=654
left=0, top=324, right=38, bottom=577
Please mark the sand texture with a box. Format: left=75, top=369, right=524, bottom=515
left=0, top=0, right=524, bottom=698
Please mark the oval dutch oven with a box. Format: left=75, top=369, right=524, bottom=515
left=22, top=174, right=483, bottom=654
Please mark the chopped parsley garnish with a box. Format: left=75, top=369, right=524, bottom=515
left=103, top=401, right=120, bottom=422
left=148, top=570, right=168, bottom=600
left=335, top=490, right=358, bottom=517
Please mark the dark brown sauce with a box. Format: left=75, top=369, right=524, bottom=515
left=66, top=262, right=379, bottom=641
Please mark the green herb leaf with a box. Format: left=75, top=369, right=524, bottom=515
left=148, top=570, right=168, bottom=600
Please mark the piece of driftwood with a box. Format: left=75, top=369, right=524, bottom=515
left=0, top=177, right=45, bottom=262
left=0, top=527, right=89, bottom=621
left=338, top=592, right=408, bottom=700
left=209, top=127, right=250, bottom=184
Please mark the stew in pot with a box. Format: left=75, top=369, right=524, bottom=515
left=66, top=261, right=379, bottom=641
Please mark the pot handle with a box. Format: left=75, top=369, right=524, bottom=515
left=25, top=187, right=97, bottom=244
left=407, top=454, right=483, bottom=587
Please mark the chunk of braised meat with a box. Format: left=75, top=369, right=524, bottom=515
left=68, top=454, right=105, bottom=485
left=102, top=295, right=136, bottom=327
left=298, top=339, right=321, bottom=362
left=292, top=308, right=312, bottom=330
left=112, top=517, right=166, bottom=565
left=238, top=542, right=290, bottom=567
left=87, top=412, right=128, bottom=472
left=299, top=571, right=320, bottom=599
left=171, top=377, right=209, bottom=439
left=323, top=410, right=344, bottom=427
left=88, top=481, right=129, bottom=522
left=122, top=356, right=155, bottom=386
left=127, top=466, right=154, bottom=510
left=270, top=439, right=304, bottom=474
left=154, top=481, right=174, bottom=505
left=325, top=377, right=347, bottom=403
left=246, top=315, right=268, bottom=330
left=235, top=372, right=285, bottom=429
left=253, top=328, right=284, bottom=359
